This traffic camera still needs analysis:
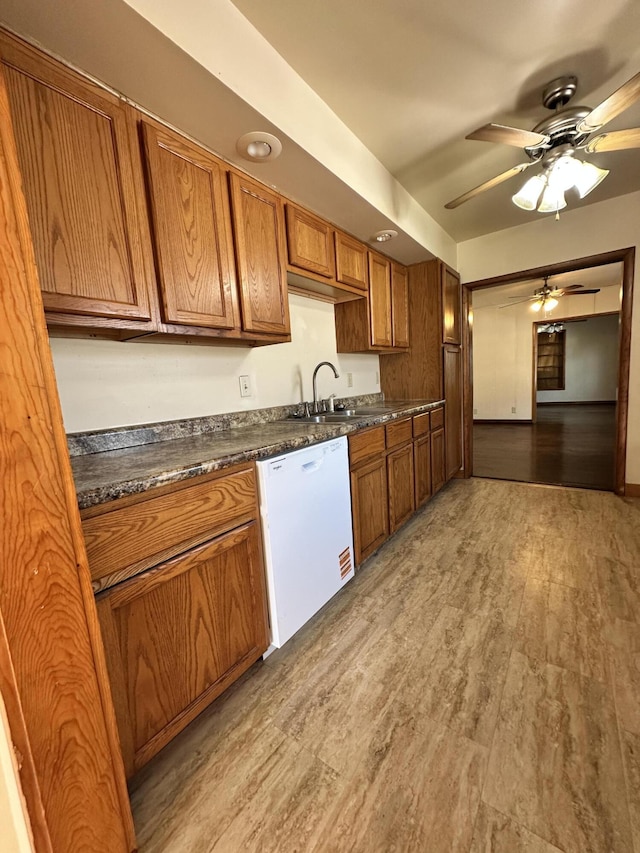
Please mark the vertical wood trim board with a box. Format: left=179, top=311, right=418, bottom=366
left=0, top=67, right=135, bottom=851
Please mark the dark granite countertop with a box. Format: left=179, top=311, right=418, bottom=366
left=72, top=400, right=444, bottom=509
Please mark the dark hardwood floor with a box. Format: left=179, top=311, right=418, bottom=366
left=473, top=403, right=616, bottom=491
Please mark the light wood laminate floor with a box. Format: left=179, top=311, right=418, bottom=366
left=130, top=478, right=640, bottom=853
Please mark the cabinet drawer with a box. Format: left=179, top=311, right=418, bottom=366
left=349, top=425, right=386, bottom=467
left=413, top=411, right=430, bottom=437
left=82, top=466, right=257, bottom=582
left=385, top=418, right=412, bottom=449
left=431, top=407, right=444, bottom=430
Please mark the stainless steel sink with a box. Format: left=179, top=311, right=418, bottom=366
left=288, top=407, right=394, bottom=424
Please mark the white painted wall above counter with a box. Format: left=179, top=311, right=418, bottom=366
left=51, top=294, right=380, bottom=433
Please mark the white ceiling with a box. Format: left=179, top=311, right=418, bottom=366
left=231, top=0, right=640, bottom=241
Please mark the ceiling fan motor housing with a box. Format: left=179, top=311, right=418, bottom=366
left=526, top=76, right=591, bottom=159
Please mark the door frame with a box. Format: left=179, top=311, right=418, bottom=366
left=462, top=247, right=635, bottom=495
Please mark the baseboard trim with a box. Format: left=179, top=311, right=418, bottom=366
left=473, top=419, right=533, bottom=425
left=625, top=483, right=640, bottom=497
left=536, top=401, right=616, bottom=407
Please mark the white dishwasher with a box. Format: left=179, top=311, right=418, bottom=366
left=256, top=436, right=354, bottom=655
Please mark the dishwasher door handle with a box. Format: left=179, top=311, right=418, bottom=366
left=301, top=458, right=323, bottom=473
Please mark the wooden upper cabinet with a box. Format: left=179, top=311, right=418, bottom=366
left=141, top=122, right=237, bottom=330
left=368, top=251, right=392, bottom=347
left=335, top=231, right=369, bottom=291
left=0, top=34, right=154, bottom=323
left=442, top=264, right=462, bottom=345
left=391, top=262, right=409, bottom=348
left=286, top=203, right=335, bottom=278
left=229, top=172, right=290, bottom=336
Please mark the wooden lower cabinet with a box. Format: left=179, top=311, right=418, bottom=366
left=431, top=427, right=446, bottom=494
left=96, top=521, right=268, bottom=778
left=350, top=455, right=389, bottom=565
left=387, top=444, right=415, bottom=532
left=414, top=433, right=432, bottom=507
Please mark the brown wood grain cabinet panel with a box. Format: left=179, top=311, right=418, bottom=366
left=385, top=417, right=413, bottom=450
left=368, top=251, right=392, bottom=347
left=229, top=172, right=290, bottom=336
left=414, top=434, right=432, bottom=507
left=444, top=344, right=463, bottom=479
left=431, top=406, right=444, bottom=430
left=442, top=265, right=462, bottom=345
left=350, top=456, right=389, bottom=565
left=97, top=522, right=269, bottom=776
left=387, top=444, right=415, bottom=533
left=348, top=425, right=386, bottom=467
left=391, top=262, right=409, bottom=348
left=431, top=428, right=446, bottom=494
left=335, top=230, right=368, bottom=290
left=141, top=122, right=237, bottom=329
left=0, top=32, right=154, bottom=326
left=286, top=203, right=335, bottom=278
left=413, top=411, right=431, bottom=437
left=82, top=467, right=257, bottom=582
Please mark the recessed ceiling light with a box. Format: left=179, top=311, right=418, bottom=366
left=373, top=229, right=398, bottom=242
left=236, top=131, right=282, bottom=162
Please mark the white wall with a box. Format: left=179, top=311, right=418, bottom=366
left=459, top=190, right=640, bottom=484
left=50, top=293, right=380, bottom=433
left=537, top=314, right=619, bottom=404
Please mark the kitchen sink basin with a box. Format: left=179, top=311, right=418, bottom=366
left=288, top=406, right=395, bottom=424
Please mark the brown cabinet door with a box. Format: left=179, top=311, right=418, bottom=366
left=335, top=231, right=368, bottom=290
left=414, top=434, right=432, bottom=507
left=96, top=522, right=269, bottom=776
left=1, top=36, right=154, bottom=322
left=368, top=251, right=392, bottom=347
left=444, top=344, right=463, bottom=480
left=350, top=456, right=389, bottom=565
left=442, top=265, right=461, bottom=345
left=286, top=203, right=335, bottom=278
left=387, top=444, right=415, bottom=533
left=229, top=172, right=290, bottom=335
left=391, top=262, right=409, bottom=348
left=141, top=122, right=238, bottom=329
left=431, top=428, right=446, bottom=494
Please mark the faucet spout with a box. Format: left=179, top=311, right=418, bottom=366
left=312, top=361, right=340, bottom=413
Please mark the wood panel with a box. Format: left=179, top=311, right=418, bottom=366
left=536, top=330, right=566, bottom=390
left=387, top=444, right=415, bottom=533
left=442, top=264, right=462, bottom=344
left=286, top=203, right=335, bottom=278
left=444, top=345, right=463, bottom=480
left=0, top=63, right=134, bottom=851
left=350, top=456, right=389, bottom=565
left=391, top=262, right=409, bottom=348
left=348, top=425, right=386, bottom=467
left=0, top=31, right=154, bottom=327
left=413, top=411, right=431, bottom=437
left=96, top=522, right=269, bottom=776
left=380, top=259, right=444, bottom=399
left=431, top=428, right=446, bottom=494
left=141, top=121, right=237, bottom=329
left=229, top=171, right=290, bottom=335
left=369, top=251, right=392, bottom=347
left=431, top=406, right=444, bottom=430
left=414, top=434, right=432, bottom=507
left=82, top=466, right=257, bottom=582
left=385, top=417, right=413, bottom=450
left=335, top=230, right=368, bottom=290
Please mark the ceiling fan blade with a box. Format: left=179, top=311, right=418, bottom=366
left=508, top=294, right=536, bottom=299
left=499, top=298, right=536, bottom=308
left=563, top=288, right=601, bottom=295
left=466, top=123, right=550, bottom=148
left=559, top=284, right=584, bottom=290
left=577, top=71, right=640, bottom=133
left=585, top=127, right=640, bottom=153
left=444, top=163, right=532, bottom=209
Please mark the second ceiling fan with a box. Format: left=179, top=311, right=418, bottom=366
left=500, top=276, right=600, bottom=311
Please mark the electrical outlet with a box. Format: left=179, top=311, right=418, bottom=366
left=511, top=406, right=516, bottom=413
left=473, top=408, right=477, bottom=415
left=239, top=375, right=251, bottom=398
left=347, top=372, right=353, bottom=388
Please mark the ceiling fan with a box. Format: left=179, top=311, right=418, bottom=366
left=537, top=319, right=587, bottom=333
left=500, top=276, right=600, bottom=311
left=445, top=72, right=640, bottom=213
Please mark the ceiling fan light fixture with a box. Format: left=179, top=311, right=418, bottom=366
left=545, top=296, right=559, bottom=310
left=573, top=160, right=609, bottom=198
left=531, top=300, right=543, bottom=312
left=512, top=174, right=547, bottom=210
left=547, top=154, right=583, bottom=192
left=537, top=184, right=567, bottom=213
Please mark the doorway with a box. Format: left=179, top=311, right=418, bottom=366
left=464, top=250, right=634, bottom=494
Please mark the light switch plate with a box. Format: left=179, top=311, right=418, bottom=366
left=239, top=375, right=251, bottom=397
left=347, top=372, right=353, bottom=388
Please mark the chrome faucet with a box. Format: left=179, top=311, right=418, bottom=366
left=312, top=361, right=339, bottom=413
